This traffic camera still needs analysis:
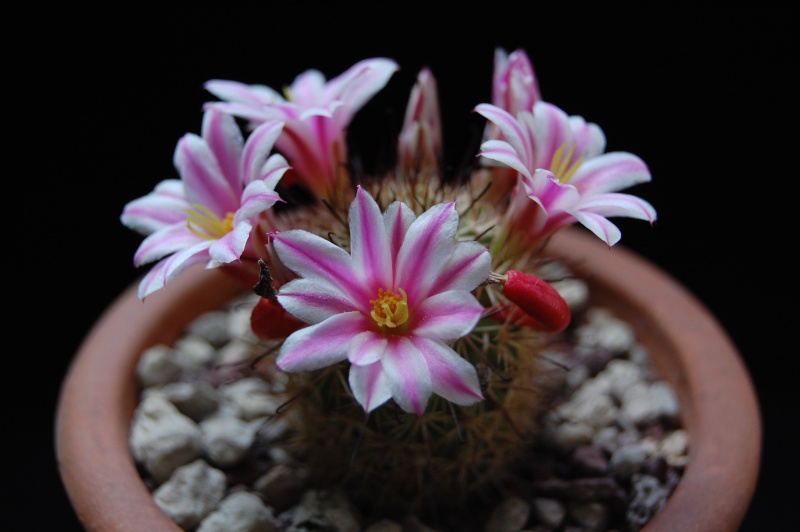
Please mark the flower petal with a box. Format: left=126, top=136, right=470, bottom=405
left=133, top=224, right=200, bottom=266
left=395, top=202, right=459, bottom=303
left=174, top=132, right=239, bottom=214
left=260, top=153, right=291, bottom=190
left=324, top=58, right=400, bottom=123
left=571, top=152, right=651, bottom=195
left=428, top=241, right=491, bottom=295
left=382, top=200, right=415, bottom=260
left=568, top=210, right=623, bottom=247
left=349, top=362, right=393, bottom=413
left=522, top=170, right=581, bottom=213
left=278, top=278, right=359, bottom=324
left=203, top=101, right=276, bottom=125
left=276, top=311, right=364, bottom=371
left=477, top=139, right=532, bottom=179
left=381, top=337, right=432, bottom=415
left=567, top=115, right=605, bottom=160
left=349, top=187, right=392, bottom=290
left=286, top=69, right=327, bottom=107
left=578, top=193, right=657, bottom=223
left=474, top=103, right=534, bottom=168
left=241, top=120, right=285, bottom=186
left=348, top=330, right=388, bottom=366
left=237, top=179, right=284, bottom=221
left=531, top=102, right=575, bottom=168
left=121, top=180, right=188, bottom=235
left=201, top=109, right=244, bottom=191
left=411, top=337, right=483, bottom=406
left=271, top=229, right=367, bottom=305
left=137, top=241, right=213, bottom=299
left=412, top=291, right=485, bottom=340
left=204, top=79, right=282, bottom=107
left=208, top=221, right=251, bottom=264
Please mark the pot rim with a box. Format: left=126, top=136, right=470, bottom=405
left=545, top=228, right=761, bottom=531
left=55, top=227, right=761, bottom=531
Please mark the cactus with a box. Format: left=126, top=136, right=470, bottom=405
left=253, top=172, right=566, bottom=526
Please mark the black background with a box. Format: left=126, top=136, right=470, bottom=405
left=16, top=4, right=794, bottom=530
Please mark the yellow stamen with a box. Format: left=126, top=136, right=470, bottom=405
left=184, top=204, right=235, bottom=240
left=550, top=142, right=585, bottom=183
left=370, top=287, right=409, bottom=328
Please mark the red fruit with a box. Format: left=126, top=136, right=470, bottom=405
left=250, top=297, right=306, bottom=340
left=500, top=270, right=571, bottom=333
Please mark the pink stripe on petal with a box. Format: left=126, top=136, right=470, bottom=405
left=572, top=152, right=651, bottom=194
left=278, top=278, right=358, bottom=324
left=208, top=222, right=249, bottom=264
left=532, top=102, right=572, bottom=169
left=137, top=244, right=212, bottom=299
left=276, top=312, right=364, bottom=371
left=349, top=362, right=392, bottom=413
left=569, top=117, right=605, bottom=160
left=238, top=180, right=282, bottom=220
left=412, top=291, right=484, bottom=340
left=411, top=337, right=483, bottom=406
left=202, top=110, right=243, bottom=192
left=396, top=202, right=458, bottom=303
left=531, top=172, right=580, bottom=213
left=383, top=201, right=415, bottom=266
left=121, top=182, right=189, bottom=234
left=133, top=225, right=201, bottom=266
left=272, top=230, right=367, bottom=304
left=175, top=134, right=239, bottom=213
left=478, top=140, right=532, bottom=178
left=241, top=121, right=284, bottom=186
left=381, top=337, right=431, bottom=415
left=474, top=104, right=533, bottom=166
left=137, top=261, right=172, bottom=299
left=162, top=241, right=215, bottom=278
left=327, top=58, right=399, bottom=123
left=204, top=79, right=282, bottom=107
left=579, top=193, right=657, bottom=222
left=273, top=125, right=332, bottom=196
left=261, top=154, right=291, bottom=190
left=203, top=101, right=274, bottom=124
left=348, top=331, right=388, bottom=366
left=429, top=241, right=490, bottom=294
left=570, top=210, right=622, bottom=247
left=349, top=187, right=391, bottom=289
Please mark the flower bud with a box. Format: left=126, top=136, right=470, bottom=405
left=500, top=270, right=570, bottom=333
left=397, top=67, right=442, bottom=176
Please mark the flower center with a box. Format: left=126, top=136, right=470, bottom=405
left=550, top=141, right=585, bottom=183
left=184, top=204, right=235, bottom=240
left=370, top=287, right=409, bottom=328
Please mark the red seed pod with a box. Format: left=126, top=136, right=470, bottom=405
left=500, top=270, right=571, bottom=333
left=250, top=297, right=306, bottom=340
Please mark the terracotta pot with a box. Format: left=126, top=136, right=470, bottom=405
left=55, top=227, right=761, bottom=531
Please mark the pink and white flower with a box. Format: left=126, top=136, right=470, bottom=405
left=204, top=58, right=399, bottom=199
left=475, top=101, right=656, bottom=248
left=271, top=187, right=490, bottom=415
left=121, top=109, right=289, bottom=299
